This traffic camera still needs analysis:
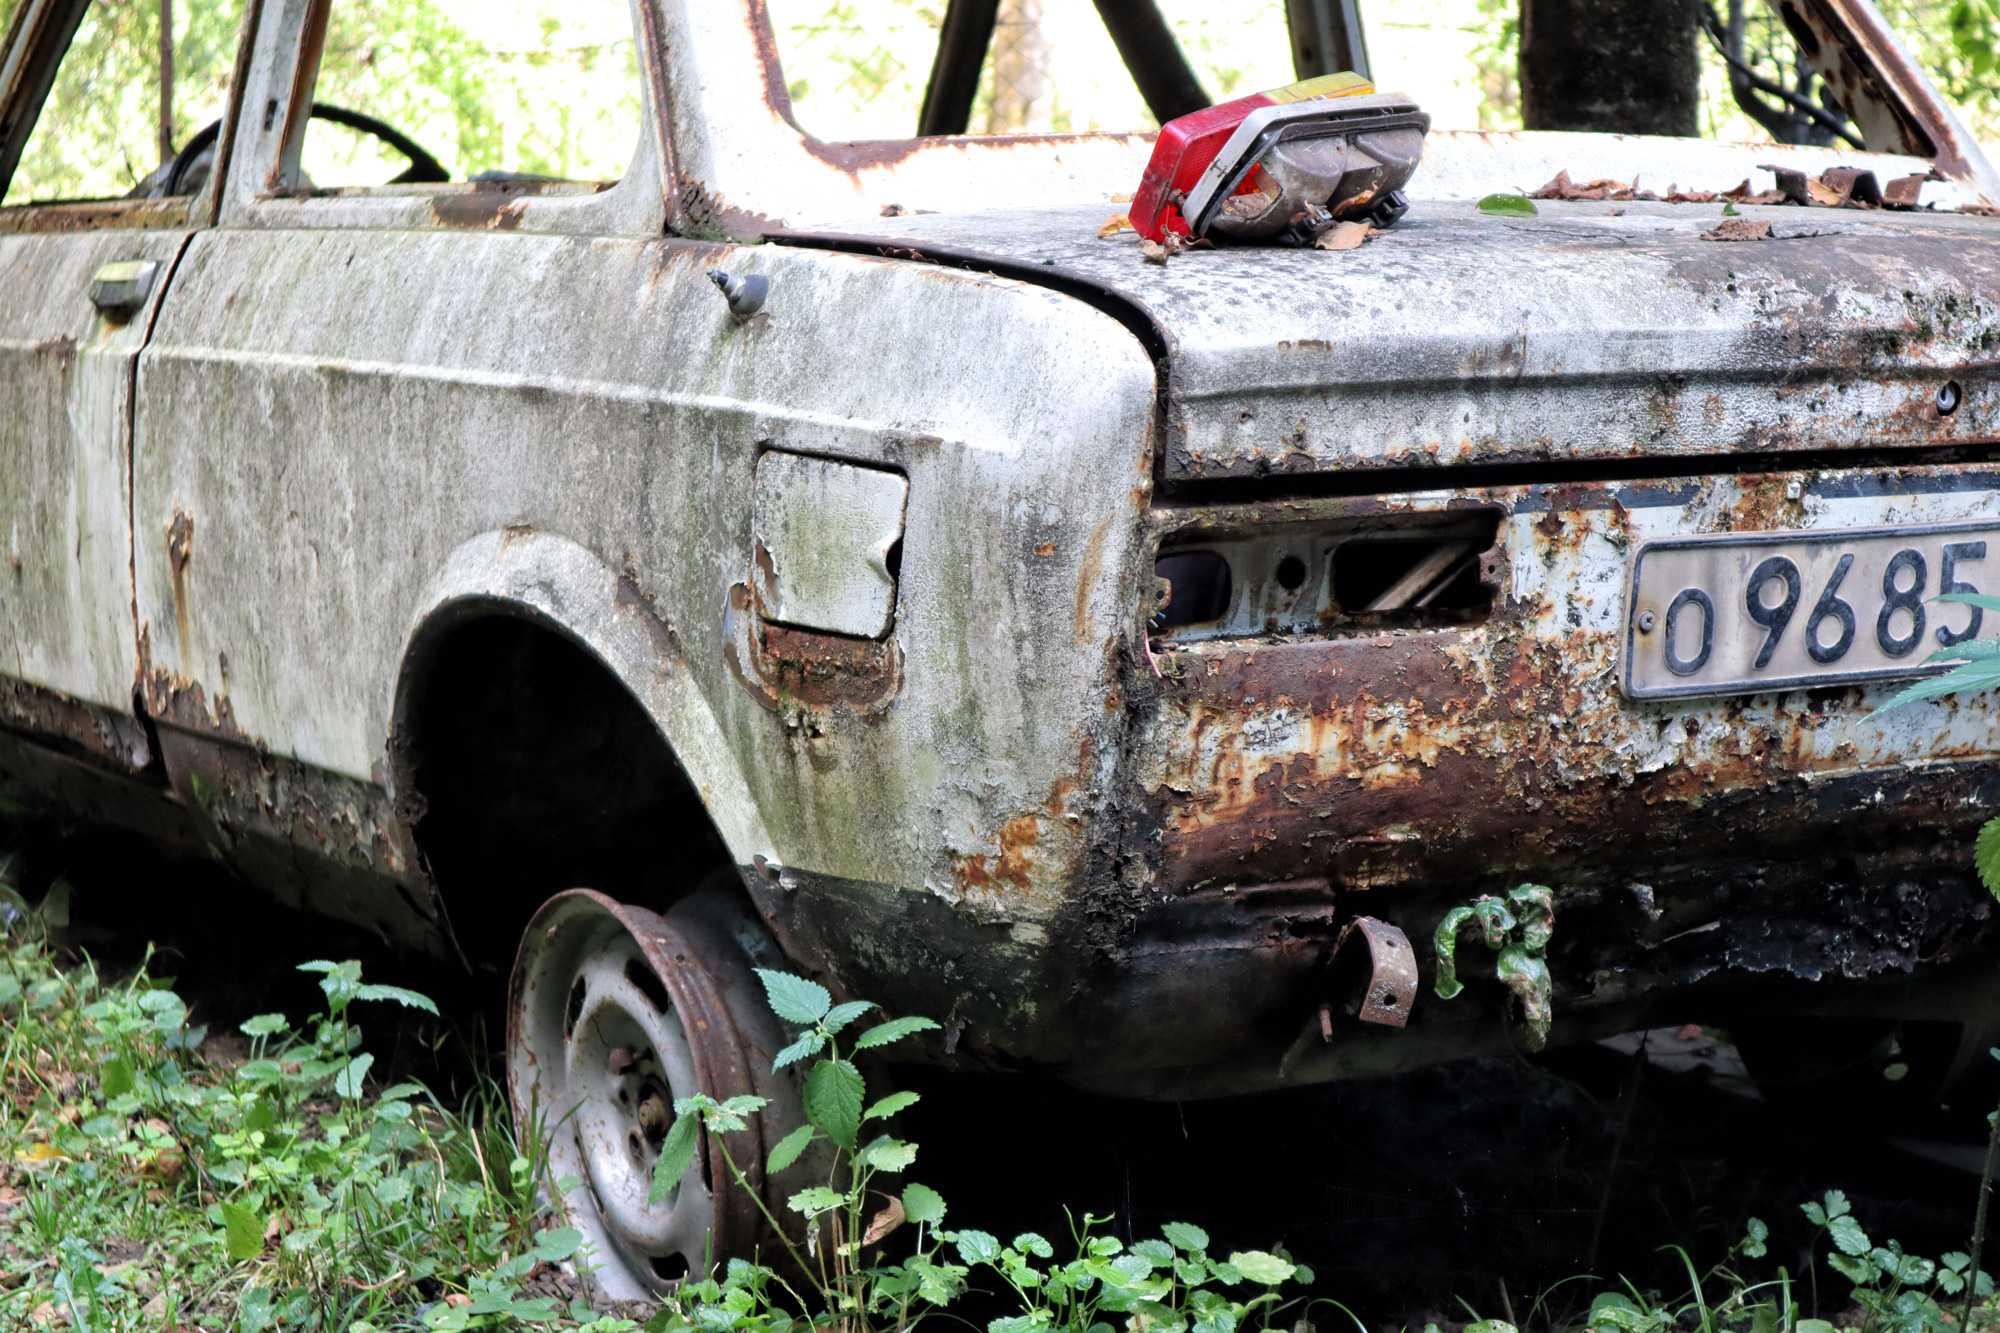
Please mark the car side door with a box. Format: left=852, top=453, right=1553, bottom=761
left=0, top=0, right=243, bottom=773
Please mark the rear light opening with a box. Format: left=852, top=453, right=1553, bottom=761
left=1151, top=510, right=1501, bottom=644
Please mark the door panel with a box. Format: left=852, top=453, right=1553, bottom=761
left=0, top=225, right=187, bottom=766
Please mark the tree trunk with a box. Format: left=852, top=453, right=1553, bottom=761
left=985, top=0, right=1050, bottom=133
left=1520, top=0, right=1701, bottom=136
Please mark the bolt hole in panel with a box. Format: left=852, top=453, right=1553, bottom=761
left=1151, top=509, right=1500, bottom=643
left=751, top=451, right=909, bottom=640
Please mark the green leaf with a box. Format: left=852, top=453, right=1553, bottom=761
left=354, top=983, right=439, bottom=1014
left=141, top=989, right=189, bottom=1032
left=1874, top=658, right=2000, bottom=711
left=822, top=999, right=875, bottom=1034
left=1824, top=1189, right=1852, bottom=1220
left=773, top=1030, right=824, bottom=1070
left=1161, top=1221, right=1209, bottom=1252
left=1477, top=192, right=1538, bottom=217
left=1433, top=905, right=1474, bottom=999
left=991, top=1317, right=1049, bottom=1333
left=788, top=1185, right=846, bottom=1216
left=220, top=1200, right=265, bottom=1260
left=956, top=1229, right=1001, bottom=1264
left=1722, top=201, right=1740, bottom=216
left=866, top=1090, right=921, bottom=1121
left=854, top=1015, right=942, bottom=1051
left=1743, top=1216, right=1769, bottom=1259
left=754, top=969, right=831, bottom=1025
left=903, top=1181, right=947, bottom=1226
left=804, top=1058, right=865, bottom=1150
left=1130, top=1239, right=1174, bottom=1266
left=1228, top=1251, right=1296, bottom=1286
left=1938, top=592, right=2000, bottom=612
left=1830, top=1213, right=1870, bottom=1255
left=863, top=1137, right=918, bottom=1172
left=1827, top=1251, right=1877, bottom=1284
left=1927, top=637, right=2000, bottom=664
left=533, top=1227, right=584, bottom=1263
left=1976, top=817, right=2000, bottom=900
left=1892, top=1253, right=1935, bottom=1285
left=99, top=1054, right=134, bottom=1099
left=335, top=1052, right=374, bottom=1099
left=767, top=1123, right=815, bottom=1173
left=239, top=1013, right=287, bottom=1037
left=650, top=1111, right=700, bottom=1204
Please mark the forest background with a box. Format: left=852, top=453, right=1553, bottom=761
left=4, top=1, right=2000, bottom=213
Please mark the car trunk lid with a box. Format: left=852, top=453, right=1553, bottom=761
left=771, top=197, right=2000, bottom=488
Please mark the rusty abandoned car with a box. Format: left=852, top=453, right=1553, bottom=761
left=7, top=0, right=2000, bottom=1295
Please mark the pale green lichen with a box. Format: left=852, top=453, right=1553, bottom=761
left=1433, top=884, right=1556, bottom=1051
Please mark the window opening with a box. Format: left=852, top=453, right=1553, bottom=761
left=5, top=0, right=246, bottom=206
left=764, top=0, right=1291, bottom=141
left=765, top=0, right=1990, bottom=152
left=301, top=0, right=639, bottom=191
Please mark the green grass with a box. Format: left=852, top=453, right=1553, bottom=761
left=0, top=898, right=639, bottom=1332
left=10, top=880, right=2000, bottom=1333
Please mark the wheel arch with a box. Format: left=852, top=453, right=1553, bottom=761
left=388, top=529, right=775, bottom=969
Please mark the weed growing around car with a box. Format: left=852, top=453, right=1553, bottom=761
left=6, top=884, right=2000, bottom=1333
left=0, top=901, right=616, bottom=1332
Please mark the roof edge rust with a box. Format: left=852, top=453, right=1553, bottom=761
left=650, top=0, right=2000, bottom=237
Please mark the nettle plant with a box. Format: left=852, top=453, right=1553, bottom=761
left=4, top=935, right=586, bottom=1333
left=1798, top=1189, right=1993, bottom=1333
left=649, top=972, right=1313, bottom=1333
left=1876, top=592, right=2000, bottom=895
left=1566, top=1193, right=1995, bottom=1333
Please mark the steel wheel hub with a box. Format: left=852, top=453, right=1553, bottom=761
left=510, top=890, right=747, bottom=1299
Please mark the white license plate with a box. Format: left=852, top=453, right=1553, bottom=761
left=1622, top=522, right=2000, bottom=700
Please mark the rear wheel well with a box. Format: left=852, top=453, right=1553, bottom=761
left=394, top=610, right=732, bottom=973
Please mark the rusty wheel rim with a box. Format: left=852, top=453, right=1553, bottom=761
left=508, top=889, right=761, bottom=1299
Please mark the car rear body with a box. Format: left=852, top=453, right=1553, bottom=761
left=2, top=0, right=1999, bottom=1099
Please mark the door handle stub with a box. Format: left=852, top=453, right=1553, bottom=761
left=89, top=260, right=160, bottom=317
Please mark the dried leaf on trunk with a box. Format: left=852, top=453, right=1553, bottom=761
left=1315, top=221, right=1375, bottom=251
left=1530, top=170, right=1654, bottom=202
left=1138, top=232, right=1210, bottom=264
left=863, top=1195, right=906, bottom=1245
left=1702, top=218, right=1773, bottom=242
